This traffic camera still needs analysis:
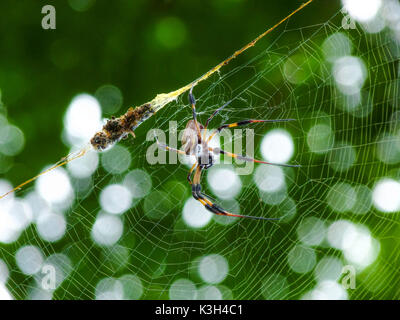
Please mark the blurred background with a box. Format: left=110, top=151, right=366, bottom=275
left=1, top=0, right=400, bottom=300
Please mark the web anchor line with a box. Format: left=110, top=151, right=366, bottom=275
left=0, top=0, right=314, bottom=200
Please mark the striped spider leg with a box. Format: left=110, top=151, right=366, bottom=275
left=156, top=88, right=300, bottom=221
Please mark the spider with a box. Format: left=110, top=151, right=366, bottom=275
left=156, top=87, right=300, bottom=221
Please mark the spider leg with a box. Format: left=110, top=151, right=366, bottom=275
left=191, top=166, right=279, bottom=221
left=203, top=100, right=233, bottom=141
left=210, top=147, right=301, bottom=168
left=187, top=163, right=197, bottom=184
left=156, top=138, right=187, bottom=155
left=189, top=86, right=203, bottom=143
left=207, top=118, right=295, bottom=143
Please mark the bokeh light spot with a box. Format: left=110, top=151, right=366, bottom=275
left=91, top=214, right=123, bottom=246
left=169, top=279, right=197, bottom=300
left=260, top=188, right=287, bottom=205
left=95, top=277, right=124, bottom=300
left=254, top=165, right=285, bottom=193
left=0, top=125, right=25, bottom=156
left=328, top=142, right=357, bottom=172
left=342, top=0, right=382, bottom=22
left=283, top=54, right=317, bottom=84
left=36, top=167, right=73, bottom=206
left=342, top=225, right=380, bottom=269
left=0, top=283, right=13, bottom=300
left=207, top=166, right=242, bottom=199
left=64, top=93, right=102, bottom=146
left=155, top=17, right=187, bottom=49
left=197, top=285, right=222, bottom=300
left=37, top=213, right=67, bottom=242
left=100, top=184, right=132, bottom=215
left=372, top=178, right=400, bottom=212
left=333, top=56, right=367, bottom=95
left=95, top=84, right=123, bottom=115
left=183, top=198, right=212, bottom=228
left=123, top=169, right=152, bottom=199
left=260, top=274, right=289, bottom=300
left=307, top=280, right=348, bottom=300
left=327, top=220, right=357, bottom=250
left=375, top=133, right=400, bottom=165
left=314, top=256, right=343, bottom=282
left=297, top=217, right=326, bottom=246
left=307, top=124, right=335, bottom=154
left=322, top=32, right=353, bottom=62
left=198, top=254, right=229, bottom=284
left=353, top=185, right=372, bottom=215
left=101, top=145, right=131, bottom=174
left=287, top=245, right=316, bottom=274
left=67, top=148, right=99, bottom=178
left=0, top=259, right=10, bottom=284
left=326, top=182, right=357, bottom=213
left=119, top=274, right=143, bottom=300
left=261, top=129, right=294, bottom=164
left=15, top=245, right=44, bottom=275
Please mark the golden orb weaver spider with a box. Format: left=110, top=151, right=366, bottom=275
left=156, top=87, right=300, bottom=221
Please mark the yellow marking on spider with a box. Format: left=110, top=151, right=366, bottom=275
left=206, top=131, right=218, bottom=144
left=224, top=150, right=238, bottom=158
left=198, top=198, right=207, bottom=206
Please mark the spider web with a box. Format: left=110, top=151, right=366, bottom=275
left=1, top=0, right=400, bottom=300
